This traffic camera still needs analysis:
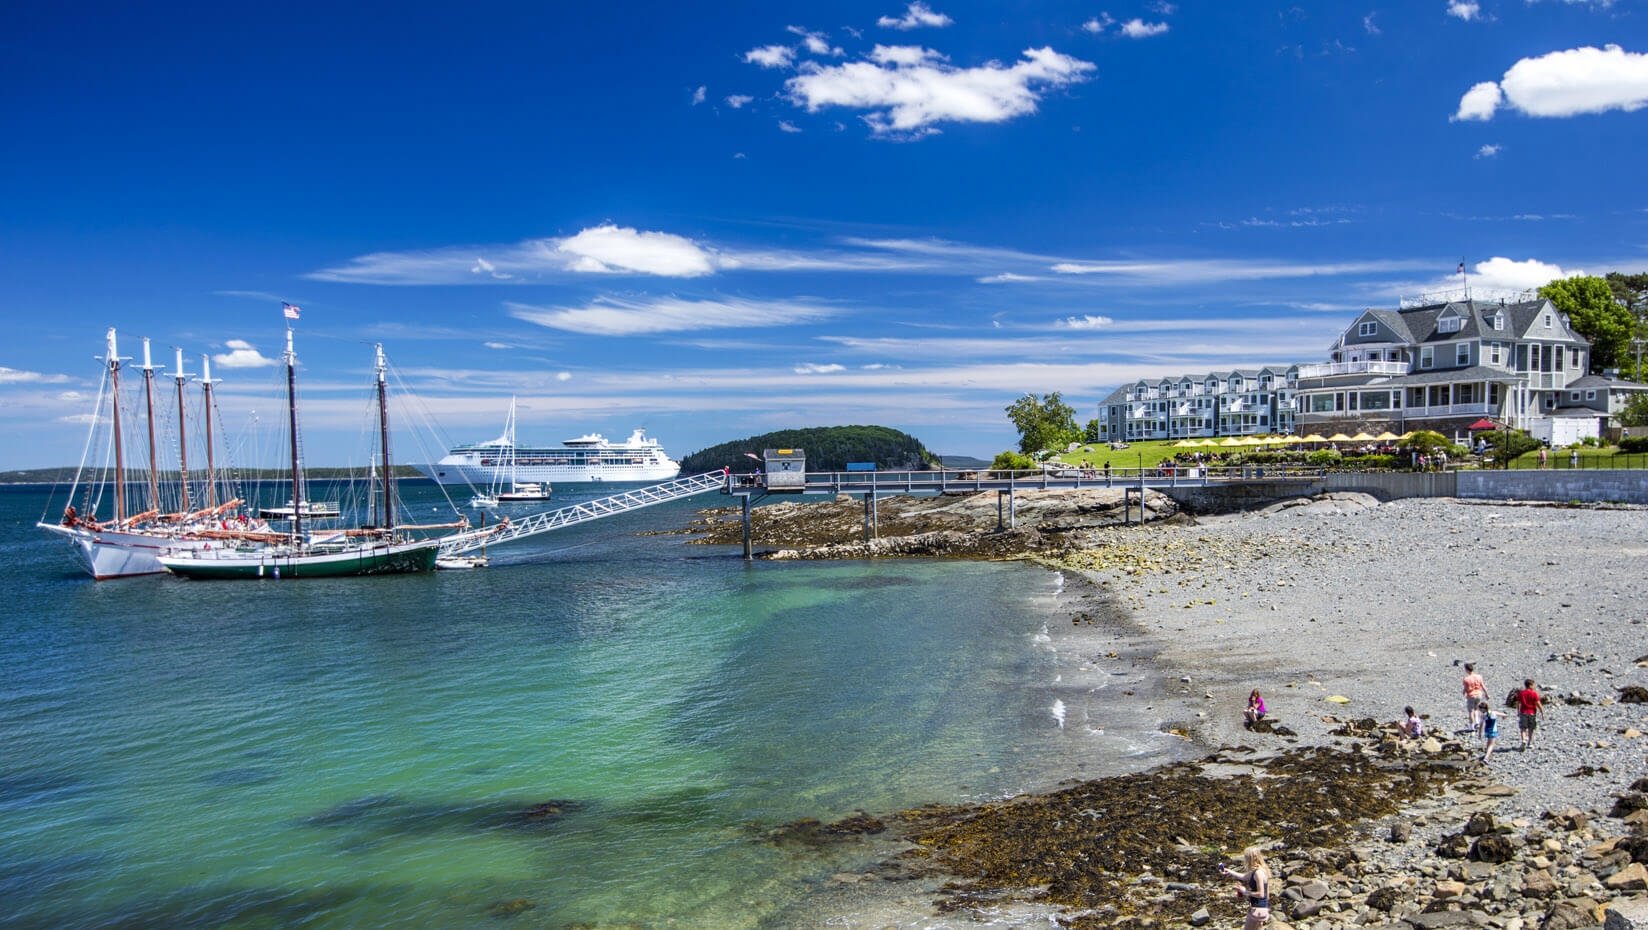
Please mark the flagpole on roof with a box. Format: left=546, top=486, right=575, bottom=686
left=1460, top=258, right=1470, bottom=301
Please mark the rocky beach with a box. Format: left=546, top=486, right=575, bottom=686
left=680, top=490, right=1648, bottom=929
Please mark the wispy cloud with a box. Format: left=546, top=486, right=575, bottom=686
left=1058, top=315, right=1115, bottom=329
left=1082, top=14, right=1115, bottom=33
left=743, top=45, right=796, bottom=69
left=0, top=366, right=73, bottom=385
left=793, top=362, right=847, bottom=373
left=690, top=85, right=706, bottom=105
left=1047, top=258, right=1432, bottom=284
left=508, top=295, right=841, bottom=336
left=1446, top=1, right=1482, bottom=21
left=877, top=2, right=953, bottom=30
left=778, top=119, right=803, bottom=132
left=1119, top=19, right=1170, bottom=38
left=1362, top=12, right=1381, bottom=34
left=977, top=272, right=1043, bottom=283
left=725, top=94, right=754, bottom=108
left=785, top=46, right=1094, bottom=136
left=1475, top=143, right=1502, bottom=158
left=786, top=25, right=843, bottom=57
left=212, top=339, right=277, bottom=369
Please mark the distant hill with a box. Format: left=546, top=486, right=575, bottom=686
left=938, top=454, right=992, bottom=468
left=680, top=426, right=940, bottom=474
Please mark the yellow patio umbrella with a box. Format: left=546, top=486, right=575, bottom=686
left=1238, top=436, right=1265, bottom=445
left=1198, top=439, right=1220, bottom=446
left=1172, top=440, right=1199, bottom=448
left=1349, top=431, right=1376, bottom=442
left=1301, top=434, right=1328, bottom=444
left=1327, top=433, right=1353, bottom=442
left=1398, top=431, right=1416, bottom=439
left=1275, top=436, right=1304, bottom=444
left=1374, top=431, right=1399, bottom=441
left=1218, top=437, right=1244, bottom=446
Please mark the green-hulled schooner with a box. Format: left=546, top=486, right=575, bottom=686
left=159, top=328, right=446, bottom=579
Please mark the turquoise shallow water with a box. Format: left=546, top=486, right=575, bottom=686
left=2, top=482, right=1164, bottom=928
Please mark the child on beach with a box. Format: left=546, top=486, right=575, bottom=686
left=1401, top=707, right=1423, bottom=739
left=1221, top=846, right=1272, bottom=930
left=1516, top=679, right=1544, bottom=750
left=1244, top=689, right=1266, bottom=728
left=1481, top=710, right=1501, bottom=762
left=1462, top=663, right=1486, bottom=736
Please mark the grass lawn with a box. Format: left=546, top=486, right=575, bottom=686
left=1048, top=439, right=1208, bottom=469
left=1501, top=446, right=1648, bottom=469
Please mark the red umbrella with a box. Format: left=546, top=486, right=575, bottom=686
left=1467, top=418, right=1498, bottom=430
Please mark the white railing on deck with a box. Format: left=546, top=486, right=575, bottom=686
left=1296, top=360, right=1410, bottom=378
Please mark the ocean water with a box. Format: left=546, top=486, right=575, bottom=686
left=2, top=482, right=1173, bottom=929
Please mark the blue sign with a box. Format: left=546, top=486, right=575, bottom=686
left=845, top=462, right=876, bottom=471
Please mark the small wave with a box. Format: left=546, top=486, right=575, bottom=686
left=1051, top=699, right=1066, bottom=728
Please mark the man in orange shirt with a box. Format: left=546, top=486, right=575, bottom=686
left=1461, top=663, right=1487, bottom=737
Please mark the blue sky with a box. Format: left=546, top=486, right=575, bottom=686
left=3, top=0, right=1646, bottom=469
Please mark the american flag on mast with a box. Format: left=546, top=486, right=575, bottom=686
left=1457, top=261, right=1465, bottom=275
left=282, top=302, right=301, bottom=320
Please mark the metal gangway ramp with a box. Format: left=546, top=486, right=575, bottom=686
left=437, top=471, right=727, bottom=557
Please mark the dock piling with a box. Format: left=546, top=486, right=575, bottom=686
left=741, top=494, right=752, bottom=560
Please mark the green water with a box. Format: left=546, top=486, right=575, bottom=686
left=2, top=483, right=1171, bottom=928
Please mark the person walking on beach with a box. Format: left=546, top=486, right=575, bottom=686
left=1244, top=689, right=1266, bottom=728
left=1516, top=679, right=1544, bottom=750
left=1482, top=710, right=1501, bottom=763
left=1221, top=846, right=1272, bottom=930
left=1461, top=663, right=1487, bottom=736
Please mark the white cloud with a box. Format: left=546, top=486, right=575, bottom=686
left=725, top=94, right=755, bottom=108
left=869, top=44, right=948, bottom=67
left=1049, top=258, right=1430, bottom=283
left=793, top=362, right=846, bottom=373
left=556, top=224, right=719, bottom=277
left=786, top=26, right=843, bottom=57
left=509, top=295, right=839, bottom=336
left=0, top=366, right=72, bottom=385
left=1454, top=45, right=1648, bottom=120
left=57, top=413, right=107, bottom=425
left=1119, top=19, right=1170, bottom=38
left=1082, top=13, right=1115, bottom=33
left=555, top=371, right=572, bottom=381
left=733, top=152, right=747, bottom=158
left=1151, top=1, right=1177, bottom=13
left=744, top=45, right=796, bottom=69
left=1446, top=1, right=1481, bottom=21
left=1058, top=315, right=1115, bottom=329
left=1475, top=143, right=1502, bottom=158
left=1470, top=256, right=1575, bottom=292
left=778, top=119, right=803, bottom=132
left=691, top=85, right=706, bottom=105
left=878, top=1, right=953, bottom=30
left=212, top=339, right=277, bottom=369
left=785, top=46, right=1095, bottom=135
left=977, top=272, right=1042, bottom=283
left=471, top=256, right=512, bottom=280
left=1363, top=12, right=1381, bottom=34
left=1452, top=80, right=1504, bottom=120
left=483, top=341, right=515, bottom=349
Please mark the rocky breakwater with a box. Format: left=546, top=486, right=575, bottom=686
left=653, top=487, right=1188, bottom=559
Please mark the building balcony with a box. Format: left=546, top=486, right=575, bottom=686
left=1295, top=360, right=1410, bottom=378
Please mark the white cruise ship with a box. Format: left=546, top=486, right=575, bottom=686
left=418, top=428, right=681, bottom=486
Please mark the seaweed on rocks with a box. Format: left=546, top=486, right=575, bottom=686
left=892, top=744, right=1465, bottom=927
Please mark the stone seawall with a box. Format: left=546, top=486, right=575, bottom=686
left=1458, top=469, right=1648, bottom=504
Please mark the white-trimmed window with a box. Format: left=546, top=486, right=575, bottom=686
left=1421, top=346, right=1434, bottom=369
left=1586, top=390, right=1596, bottom=401
left=1457, top=343, right=1470, bottom=366
left=1489, top=342, right=1502, bottom=365
left=1358, top=321, right=1377, bottom=337
left=1438, top=316, right=1461, bottom=334
left=1544, top=313, right=1553, bottom=328
left=1492, top=313, right=1504, bottom=331
left=1571, top=391, right=1581, bottom=402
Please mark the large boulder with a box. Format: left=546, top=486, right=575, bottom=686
left=1438, top=833, right=1473, bottom=859
left=1606, top=898, right=1648, bottom=930
left=1540, top=899, right=1600, bottom=930
left=1465, top=812, right=1498, bottom=836
left=1368, top=886, right=1403, bottom=912
left=1523, top=870, right=1560, bottom=899
left=1471, top=834, right=1516, bottom=863
left=1605, top=863, right=1648, bottom=891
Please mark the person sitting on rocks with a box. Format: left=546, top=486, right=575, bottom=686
left=1401, top=706, right=1423, bottom=739
left=1244, top=689, right=1266, bottom=728
left=1221, top=846, right=1272, bottom=930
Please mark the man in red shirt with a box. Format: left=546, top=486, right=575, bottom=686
left=1517, top=679, right=1544, bottom=750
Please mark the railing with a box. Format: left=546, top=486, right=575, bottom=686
left=1296, top=360, right=1410, bottom=378
left=437, top=471, right=729, bottom=556
left=775, top=467, right=1328, bottom=496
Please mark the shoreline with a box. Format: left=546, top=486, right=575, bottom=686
left=752, top=494, right=1648, bottom=928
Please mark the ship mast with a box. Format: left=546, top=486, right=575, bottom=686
left=172, top=347, right=194, bottom=513
left=200, top=353, right=219, bottom=509
left=106, top=328, right=127, bottom=525
left=139, top=338, right=161, bottom=514
left=375, top=344, right=394, bottom=534
left=285, top=328, right=303, bottom=543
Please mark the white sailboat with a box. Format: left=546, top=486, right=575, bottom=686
left=38, top=332, right=264, bottom=578
left=470, top=397, right=550, bottom=507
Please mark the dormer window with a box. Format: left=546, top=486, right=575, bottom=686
left=1358, top=321, right=1377, bottom=337
left=1437, top=316, right=1461, bottom=334
left=1491, top=313, right=1504, bottom=331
